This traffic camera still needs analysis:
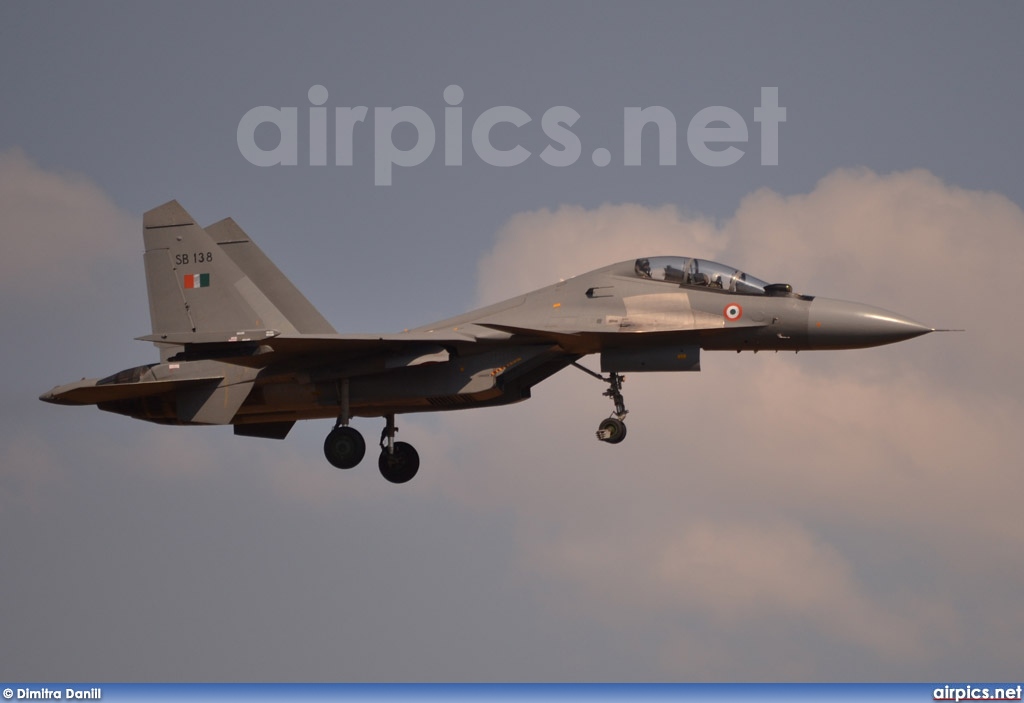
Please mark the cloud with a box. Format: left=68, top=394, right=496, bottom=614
left=8, top=156, right=1022, bottom=679
left=475, top=203, right=724, bottom=304
left=537, top=516, right=949, bottom=661
left=726, top=168, right=1024, bottom=300
left=432, top=167, right=1024, bottom=677
left=0, top=148, right=138, bottom=299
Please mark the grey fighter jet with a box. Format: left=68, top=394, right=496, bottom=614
left=41, top=201, right=935, bottom=483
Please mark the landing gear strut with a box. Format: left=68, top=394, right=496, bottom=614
left=324, top=380, right=366, bottom=469
left=322, top=380, right=420, bottom=481
left=572, top=362, right=629, bottom=444
left=378, top=413, right=420, bottom=484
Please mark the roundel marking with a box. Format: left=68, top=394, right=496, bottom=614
left=724, top=303, right=743, bottom=321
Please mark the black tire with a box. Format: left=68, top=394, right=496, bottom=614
left=378, top=441, right=420, bottom=484
left=598, top=417, right=627, bottom=444
left=324, top=426, right=366, bottom=469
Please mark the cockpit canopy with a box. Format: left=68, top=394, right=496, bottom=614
left=634, top=256, right=772, bottom=295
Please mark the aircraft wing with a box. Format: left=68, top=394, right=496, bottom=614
left=133, top=330, right=487, bottom=369
left=260, top=331, right=480, bottom=356
left=137, top=330, right=478, bottom=347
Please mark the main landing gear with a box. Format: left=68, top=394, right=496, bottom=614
left=571, top=362, right=629, bottom=444
left=323, top=414, right=420, bottom=483
left=324, top=424, right=366, bottom=469
left=377, top=414, right=420, bottom=484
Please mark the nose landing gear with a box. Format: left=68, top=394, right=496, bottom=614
left=597, top=416, right=627, bottom=444
left=572, top=362, right=629, bottom=444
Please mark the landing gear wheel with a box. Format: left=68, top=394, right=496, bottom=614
left=597, top=417, right=627, bottom=444
left=571, top=363, right=632, bottom=444
left=324, top=426, right=366, bottom=469
left=378, top=442, right=420, bottom=484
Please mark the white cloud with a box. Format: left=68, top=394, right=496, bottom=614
left=537, top=516, right=948, bottom=659
left=431, top=167, right=1024, bottom=677
left=0, top=148, right=138, bottom=298
left=476, top=203, right=723, bottom=304
left=10, top=156, right=1023, bottom=678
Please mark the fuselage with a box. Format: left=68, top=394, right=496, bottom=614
left=38, top=200, right=938, bottom=481
left=41, top=256, right=932, bottom=428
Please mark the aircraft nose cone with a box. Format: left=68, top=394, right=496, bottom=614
left=39, top=385, right=78, bottom=405
left=808, top=298, right=933, bottom=350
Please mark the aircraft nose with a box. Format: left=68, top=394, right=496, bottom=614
left=807, top=298, right=933, bottom=350
left=39, top=385, right=76, bottom=405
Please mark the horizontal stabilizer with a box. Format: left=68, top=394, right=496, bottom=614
left=40, top=376, right=224, bottom=406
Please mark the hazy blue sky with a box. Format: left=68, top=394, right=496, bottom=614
left=2, top=2, right=1023, bottom=681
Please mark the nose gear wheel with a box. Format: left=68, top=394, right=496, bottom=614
left=571, top=362, right=630, bottom=444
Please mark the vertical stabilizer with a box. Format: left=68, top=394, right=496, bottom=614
left=205, top=217, right=336, bottom=334
left=142, top=201, right=298, bottom=350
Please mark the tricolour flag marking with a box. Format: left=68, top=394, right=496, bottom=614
left=184, top=273, right=210, bottom=289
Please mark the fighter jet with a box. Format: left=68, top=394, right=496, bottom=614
left=41, top=200, right=935, bottom=483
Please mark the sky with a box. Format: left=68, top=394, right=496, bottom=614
left=1, top=1, right=1023, bottom=682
